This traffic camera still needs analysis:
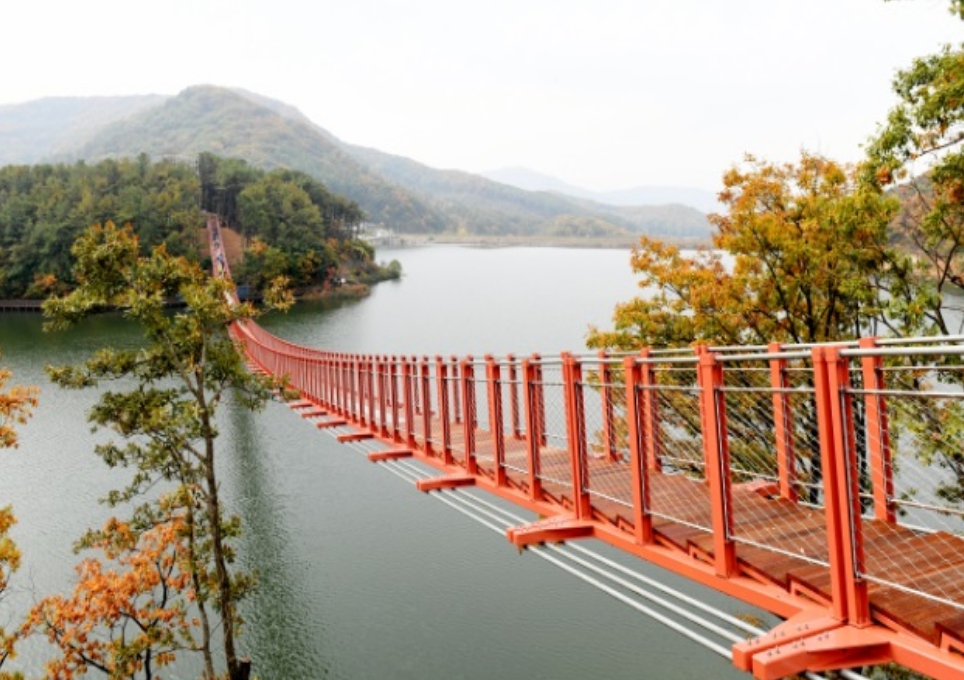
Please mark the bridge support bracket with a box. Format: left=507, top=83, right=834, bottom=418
left=315, top=418, right=348, bottom=429
left=506, top=516, right=594, bottom=548
left=367, top=449, right=413, bottom=462
left=416, top=475, right=476, bottom=492
left=736, top=615, right=891, bottom=680
left=337, top=430, right=375, bottom=443
left=300, top=407, right=330, bottom=418
left=288, top=399, right=315, bottom=409
left=733, top=612, right=842, bottom=671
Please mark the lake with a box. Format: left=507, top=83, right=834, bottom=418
left=0, top=245, right=756, bottom=679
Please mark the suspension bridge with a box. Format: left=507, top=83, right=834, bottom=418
left=210, top=216, right=964, bottom=680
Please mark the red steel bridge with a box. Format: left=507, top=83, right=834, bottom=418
left=210, top=216, right=964, bottom=679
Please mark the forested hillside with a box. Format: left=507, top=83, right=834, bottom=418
left=73, top=86, right=449, bottom=234
left=341, top=144, right=711, bottom=237
left=0, top=154, right=394, bottom=299
left=0, top=156, right=199, bottom=298
left=0, top=86, right=712, bottom=239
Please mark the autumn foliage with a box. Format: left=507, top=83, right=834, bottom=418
left=588, top=153, right=901, bottom=351
left=25, top=503, right=198, bottom=680
left=0, top=352, right=36, bottom=679
left=0, top=354, right=38, bottom=451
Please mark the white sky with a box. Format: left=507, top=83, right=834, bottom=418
left=1, top=0, right=962, bottom=191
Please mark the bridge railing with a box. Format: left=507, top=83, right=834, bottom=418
left=231, top=323, right=964, bottom=631
left=714, top=348, right=831, bottom=568
left=838, top=340, right=964, bottom=620
left=629, top=353, right=710, bottom=536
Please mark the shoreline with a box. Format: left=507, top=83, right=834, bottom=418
left=374, top=233, right=710, bottom=250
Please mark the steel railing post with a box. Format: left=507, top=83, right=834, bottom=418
left=462, top=357, right=478, bottom=475
left=507, top=353, right=521, bottom=439
left=563, top=353, right=592, bottom=519
left=436, top=356, right=453, bottom=465
left=522, top=357, right=543, bottom=502
left=598, top=350, right=617, bottom=461
left=813, top=345, right=870, bottom=626
left=697, top=349, right=737, bottom=578
left=420, top=357, right=433, bottom=456
left=858, top=337, right=895, bottom=523
left=402, top=357, right=416, bottom=449
left=486, top=355, right=507, bottom=487
left=769, top=342, right=798, bottom=501
left=639, top=349, right=662, bottom=472
left=624, top=356, right=654, bottom=544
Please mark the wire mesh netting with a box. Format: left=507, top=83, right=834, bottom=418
left=472, top=365, right=496, bottom=475
left=849, top=355, right=964, bottom=613
left=721, top=357, right=829, bottom=566
left=581, top=359, right=634, bottom=517
left=532, top=362, right=573, bottom=499
left=645, top=362, right=713, bottom=533
left=500, top=358, right=530, bottom=484
left=439, top=359, right=465, bottom=464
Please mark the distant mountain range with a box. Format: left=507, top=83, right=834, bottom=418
left=482, top=167, right=721, bottom=214
left=0, top=86, right=712, bottom=239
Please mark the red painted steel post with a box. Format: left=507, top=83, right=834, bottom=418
left=335, top=354, right=344, bottom=416
left=325, top=354, right=334, bottom=411
left=828, top=345, right=871, bottom=627
left=366, top=356, right=377, bottom=430
left=859, top=337, right=895, bottom=523
left=563, top=353, right=592, bottom=519
left=420, top=357, right=434, bottom=456
left=486, top=355, right=508, bottom=487
left=533, top=354, right=546, bottom=446
left=340, top=354, right=349, bottom=418
left=377, top=356, right=389, bottom=438
left=769, top=342, right=798, bottom=501
left=341, top=354, right=351, bottom=418
left=624, top=355, right=654, bottom=544
left=436, top=356, right=453, bottom=465
left=450, top=356, right=462, bottom=425
left=305, top=357, right=315, bottom=403
left=639, top=349, right=662, bottom=472
left=351, top=355, right=361, bottom=422
left=357, top=355, right=365, bottom=423
left=358, top=356, right=368, bottom=427
left=390, top=356, right=402, bottom=444
left=507, top=353, right=521, bottom=439
left=401, top=358, right=416, bottom=449
left=812, top=346, right=870, bottom=625
left=294, top=355, right=303, bottom=396
left=598, top=350, right=617, bottom=461
left=412, top=355, right=422, bottom=417
left=697, top=350, right=737, bottom=578
left=462, top=357, right=478, bottom=474
left=522, top=357, right=543, bottom=501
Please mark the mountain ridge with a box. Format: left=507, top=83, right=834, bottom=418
left=482, top=166, right=720, bottom=214
left=0, top=85, right=711, bottom=238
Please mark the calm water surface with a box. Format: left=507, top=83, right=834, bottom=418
left=0, top=246, right=753, bottom=679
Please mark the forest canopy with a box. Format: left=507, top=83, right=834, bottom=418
left=0, top=153, right=393, bottom=299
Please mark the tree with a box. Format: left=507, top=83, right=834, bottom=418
left=43, top=222, right=289, bottom=680
left=25, top=495, right=200, bottom=680
left=863, top=3, right=964, bottom=337
left=856, top=0, right=964, bottom=524
left=588, top=153, right=900, bottom=351
left=0, top=351, right=38, bottom=680
left=586, top=153, right=904, bottom=499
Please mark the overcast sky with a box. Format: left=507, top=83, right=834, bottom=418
left=2, top=0, right=962, bottom=191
